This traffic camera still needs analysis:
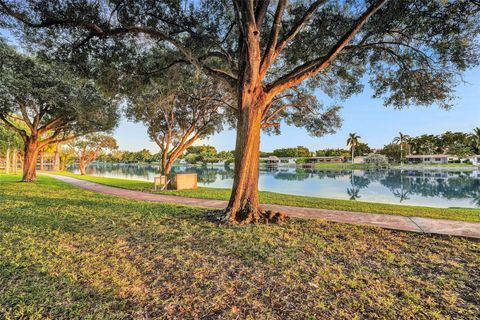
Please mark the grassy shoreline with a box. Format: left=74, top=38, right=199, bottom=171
left=1, top=174, right=479, bottom=319
left=47, top=171, right=480, bottom=222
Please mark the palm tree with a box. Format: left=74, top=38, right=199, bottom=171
left=469, top=127, right=480, bottom=154
left=393, top=132, right=411, bottom=165
left=347, top=187, right=361, bottom=200
left=346, top=133, right=361, bottom=163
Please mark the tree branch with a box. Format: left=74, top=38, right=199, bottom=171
left=38, top=117, right=67, bottom=134
left=262, top=103, right=305, bottom=124
left=260, top=0, right=287, bottom=77
left=255, top=0, right=270, bottom=27
left=18, top=102, right=34, bottom=131
left=0, top=2, right=238, bottom=87
left=0, top=114, right=27, bottom=140
left=275, top=0, right=328, bottom=55
left=266, top=0, right=389, bottom=99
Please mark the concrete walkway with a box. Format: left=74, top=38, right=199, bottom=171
left=44, top=174, right=480, bottom=239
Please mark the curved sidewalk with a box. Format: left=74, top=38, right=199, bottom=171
left=44, top=174, right=480, bottom=239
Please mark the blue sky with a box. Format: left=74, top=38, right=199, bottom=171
left=2, top=29, right=479, bottom=153
left=118, top=66, right=480, bottom=152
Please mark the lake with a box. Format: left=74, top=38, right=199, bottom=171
left=67, top=164, right=480, bottom=208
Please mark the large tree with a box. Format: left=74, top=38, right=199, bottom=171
left=69, top=134, right=118, bottom=175
left=126, top=76, right=227, bottom=175
left=0, top=41, right=119, bottom=181
left=2, top=0, right=479, bottom=222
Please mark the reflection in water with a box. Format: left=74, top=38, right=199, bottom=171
left=347, top=171, right=370, bottom=201
left=69, top=164, right=480, bottom=209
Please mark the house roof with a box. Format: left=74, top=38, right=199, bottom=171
left=406, top=154, right=449, bottom=158
left=308, top=156, right=345, bottom=159
left=267, top=156, right=280, bottom=161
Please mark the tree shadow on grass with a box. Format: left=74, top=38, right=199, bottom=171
left=2, top=178, right=479, bottom=319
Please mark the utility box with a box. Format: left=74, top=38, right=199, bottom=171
left=171, top=173, right=198, bottom=190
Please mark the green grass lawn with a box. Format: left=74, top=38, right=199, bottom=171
left=1, top=174, right=479, bottom=319
left=50, top=172, right=480, bottom=222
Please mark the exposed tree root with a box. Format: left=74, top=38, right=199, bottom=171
left=205, top=208, right=289, bottom=225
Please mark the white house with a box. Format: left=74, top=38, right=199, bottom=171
left=405, top=154, right=449, bottom=164
left=262, top=156, right=297, bottom=166
left=353, top=156, right=366, bottom=164
left=469, top=155, right=480, bottom=166
left=305, top=156, right=345, bottom=164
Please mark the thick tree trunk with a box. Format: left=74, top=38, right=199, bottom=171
left=23, top=139, right=39, bottom=182
left=79, top=159, right=87, bottom=175
left=164, top=156, right=175, bottom=176
left=40, top=152, right=44, bottom=171
left=54, top=144, right=60, bottom=171
left=225, top=87, right=264, bottom=224
left=161, top=150, right=169, bottom=175
left=12, top=148, right=17, bottom=174
left=5, top=146, right=10, bottom=174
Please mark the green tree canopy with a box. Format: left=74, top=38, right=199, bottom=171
left=470, top=127, right=480, bottom=154
left=185, top=145, right=219, bottom=164
left=378, top=143, right=401, bottom=163
left=69, top=134, right=118, bottom=175
left=0, top=125, right=22, bottom=154
left=0, top=40, right=119, bottom=181
left=273, top=146, right=311, bottom=157
left=126, top=72, right=228, bottom=175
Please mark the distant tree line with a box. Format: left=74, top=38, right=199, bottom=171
left=94, top=145, right=236, bottom=166
left=257, top=128, right=480, bottom=164
left=184, top=146, right=235, bottom=165
left=259, top=144, right=373, bottom=159
left=378, top=129, right=480, bottom=163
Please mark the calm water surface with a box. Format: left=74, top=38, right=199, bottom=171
left=68, top=164, right=480, bottom=208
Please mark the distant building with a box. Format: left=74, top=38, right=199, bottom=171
left=352, top=156, right=365, bottom=164
left=304, top=156, right=345, bottom=164
left=405, top=154, right=449, bottom=164
left=262, top=156, right=297, bottom=166
left=469, top=155, right=480, bottom=166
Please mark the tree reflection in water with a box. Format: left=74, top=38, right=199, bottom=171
left=379, top=170, right=480, bottom=206
left=346, top=170, right=371, bottom=201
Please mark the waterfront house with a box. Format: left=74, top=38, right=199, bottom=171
left=405, top=154, right=449, bottom=164
left=353, top=156, right=366, bottom=164
left=305, top=156, right=345, bottom=164
left=469, top=155, right=480, bottom=165
left=262, top=156, right=297, bottom=166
